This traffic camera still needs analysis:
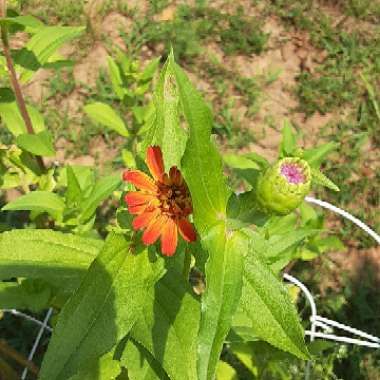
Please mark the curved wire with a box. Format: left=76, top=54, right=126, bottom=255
left=305, top=196, right=380, bottom=245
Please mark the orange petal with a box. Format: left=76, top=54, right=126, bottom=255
left=177, top=219, right=197, bottom=242
left=161, top=218, right=178, bottom=256
left=123, top=170, right=157, bottom=192
left=125, top=192, right=156, bottom=207
left=146, top=146, right=165, bottom=181
left=132, top=209, right=160, bottom=230
left=169, top=166, right=183, bottom=186
left=127, top=203, right=148, bottom=215
left=142, top=215, right=166, bottom=245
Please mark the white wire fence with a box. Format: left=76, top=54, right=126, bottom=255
left=1, top=196, right=379, bottom=379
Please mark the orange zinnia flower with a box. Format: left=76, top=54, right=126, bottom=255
left=123, top=146, right=196, bottom=256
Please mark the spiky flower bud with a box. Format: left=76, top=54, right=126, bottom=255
left=256, top=157, right=311, bottom=215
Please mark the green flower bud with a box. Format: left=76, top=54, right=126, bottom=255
left=256, top=157, right=311, bottom=215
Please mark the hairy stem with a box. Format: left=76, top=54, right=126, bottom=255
left=0, top=0, right=45, bottom=171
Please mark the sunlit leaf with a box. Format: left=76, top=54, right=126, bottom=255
left=39, top=233, right=164, bottom=380
left=84, top=102, right=129, bottom=137
left=131, top=266, right=200, bottom=380
left=0, top=229, right=101, bottom=281
left=143, top=52, right=187, bottom=171
left=2, top=191, right=65, bottom=219
left=16, top=130, right=55, bottom=156
left=240, top=243, right=309, bottom=360
left=79, top=175, right=121, bottom=222
left=0, top=101, right=45, bottom=136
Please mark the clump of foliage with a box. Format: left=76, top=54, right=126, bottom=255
left=0, top=2, right=363, bottom=380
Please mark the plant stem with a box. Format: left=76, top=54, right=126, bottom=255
left=0, top=0, right=45, bottom=171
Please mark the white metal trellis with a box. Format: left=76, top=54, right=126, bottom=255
left=1, top=196, right=379, bottom=379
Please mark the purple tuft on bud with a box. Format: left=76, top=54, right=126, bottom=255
left=280, top=163, right=306, bottom=184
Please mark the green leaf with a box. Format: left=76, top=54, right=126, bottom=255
left=2, top=15, right=44, bottom=33
left=173, top=58, right=228, bottom=233
left=0, top=229, right=101, bottom=280
left=39, top=233, right=164, bottom=380
left=227, top=192, right=268, bottom=230
left=84, top=102, right=129, bottom=137
left=79, top=175, right=121, bottom=222
left=262, top=228, right=318, bottom=261
left=66, top=166, right=82, bottom=206
left=131, top=266, right=200, bottom=380
left=143, top=53, right=187, bottom=171
left=171, top=58, right=237, bottom=380
left=216, top=361, right=237, bottom=380
left=303, top=142, right=339, bottom=167
left=67, top=351, right=121, bottom=380
left=243, top=152, right=270, bottom=169
left=107, top=56, right=125, bottom=100
left=280, top=120, right=297, bottom=157
left=59, top=165, right=95, bottom=197
left=0, top=279, right=52, bottom=311
left=121, top=339, right=169, bottom=380
left=223, top=153, right=261, bottom=170
left=16, top=130, right=55, bottom=156
left=311, top=168, right=340, bottom=191
left=139, top=57, right=160, bottom=82
left=0, top=101, right=45, bottom=136
left=197, top=226, right=247, bottom=380
left=240, top=246, right=309, bottom=360
left=19, top=26, right=85, bottom=83
left=2, top=190, right=65, bottom=219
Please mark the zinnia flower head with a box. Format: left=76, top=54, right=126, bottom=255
left=256, top=157, right=311, bottom=215
left=123, top=146, right=196, bottom=256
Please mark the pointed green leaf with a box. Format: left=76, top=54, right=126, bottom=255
left=139, top=57, right=160, bottom=82
left=143, top=53, right=187, bottom=171
left=1, top=15, right=44, bottom=33
left=121, top=339, right=169, bottom=380
left=311, top=168, right=339, bottom=191
left=131, top=266, right=200, bottom=380
left=16, top=130, right=55, bottom=156
left=66, top=166, right=82, bottom=206
left=0, top=229, right=101, bottom=280
left=84, top=102, right=129, bottom=137
left=79, top=175, right=121, bottom=222
left=223, top=153, right=261, bottom=170
left=170, top=59, right=239, bottom=380
left=303, top=142, right=339, bottom=167
left=0, top=101, right=45, bottom=136
left=280, top=120, right=297, bottom=157
left=2, top=191, right=65, bottom=219
left=107, top=56, right=125, bottom=100
left=173, top=59, right=228, bottom=233
left=19, top=26, right=85, bottom=83
left=240, top=245, right=309, bottom=360
left=197, top=226, right=247, bottom=380
left=39, top=233, right=164, bottom=380
left=227, top=192, right=268, bottom=230
left=67, top=351, right=121, bottom=380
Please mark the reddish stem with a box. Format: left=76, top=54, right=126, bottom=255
left=0, top=0, right=45, bottom=171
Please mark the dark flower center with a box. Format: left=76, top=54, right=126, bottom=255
left=157, top=179, right=192, bottom=218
